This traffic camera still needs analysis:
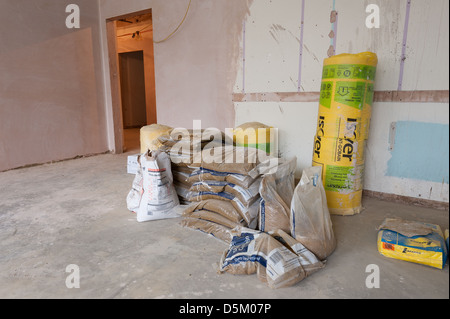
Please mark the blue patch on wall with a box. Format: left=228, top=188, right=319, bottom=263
left=387, top=121, right=449, bottom=184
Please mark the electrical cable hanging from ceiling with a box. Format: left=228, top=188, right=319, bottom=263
left=116, top=22, right=153, bottom=39
left=153, top=0, right=192, bottom=44
left=117, top=28, right=152, bottom=39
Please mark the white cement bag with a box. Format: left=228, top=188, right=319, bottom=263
left=137, top=151, right=180, bottom=222
left=126, top=158, right=144, bottom=213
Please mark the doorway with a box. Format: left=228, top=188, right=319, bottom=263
left=119, top=50, right=146, bottom=152
left=119, top=51, right=147, bottom=129
left=106, top=9, right=157, bottom=153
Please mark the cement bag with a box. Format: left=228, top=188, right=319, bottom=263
left=168, top=128, right=226, bottom=143
left=188, top=175, right=263, bottom=212
left=194, top=179, right=263, bottom=217
left=173, top=182, right=193, bottom=205
left=126, top=157, right=143, bottom=213
left=219, top=227, right=324, bottom=289
left=290, top=166, right=336, bottom=261
left=172, top=171, right=192, bottom=187
left=188, top=168, right=258, bottom=189
left=189, top=146, right=274, bottom=175
left=137, top=151, right=180, bottom=222
left=188, top=190, right=259, bottom=227
left=259, top=157, right=297, bottom=233
left=180, top=218, right=234, bottom=244
left=187, top=168, right=228, bottom=183
left=183, top=199, right=245, bottom=225
left=377, top=218, right=448, bottom=269
left=190, top=180, right=228, bottom=193
left=219, top=228, right=291, bottom=277
left=140, top=124, right=173, bottom=154
left=234, top=198, right=260, bottom=230
left=226, top=173, right=258, bottom=189
left=188, top=190, right=235, bottom=203
left=270, top=229, right=324, bottom=276
left=225, top=177, right=261, bottom=209
left=182, top=210, right=245, bottom=229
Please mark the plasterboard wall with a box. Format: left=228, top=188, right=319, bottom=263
left=234, top=0, right=449, bottom=204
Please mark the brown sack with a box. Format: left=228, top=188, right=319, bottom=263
left=189, top=146, right=273, bottom=175
left=183, top=199, right=245, bottom=225
left=219, top=227, right=324, bottom=289
left=180, top=217, right=234, bottom=244
left=290, top=166, right=336, bottom=261
left=258, top=157, right=297, bottom=233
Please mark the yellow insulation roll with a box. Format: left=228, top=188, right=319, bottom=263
left=312, top=52, right=378, bottom=215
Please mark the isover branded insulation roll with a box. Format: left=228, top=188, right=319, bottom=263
left=312, top=52, right=378, bottom=215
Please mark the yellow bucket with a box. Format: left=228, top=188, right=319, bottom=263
left=312, top=52, right=378, bottom=215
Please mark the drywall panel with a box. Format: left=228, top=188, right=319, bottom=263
left=238, top=0, right=337, bottom=93
left=299, top=0, right=335, bottom=92
left=0, top=0, right=108, bottom=172
left=401, top=0, right=449, bottom=90
left=234, top=0, right=449, bottom=204
left=233, top=20, right=245, bottom=94
left=335, top=0, right=405, bottom=91
left=235, top=101, right=319, bottom=178
left=236, top=101, right=450, bottom=203
left=365, top=102, right=449, bottom=202
left=243, top=0, right=303, bottom=93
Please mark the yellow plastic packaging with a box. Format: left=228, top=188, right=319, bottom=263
left=312, top=52, right=378, bottom=215
left=234, top=122, right=273, bottom=153
left=377, top=218, right=448, bottom=269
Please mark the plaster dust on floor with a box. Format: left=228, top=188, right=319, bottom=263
left=0, top=150, right=448, bottom=299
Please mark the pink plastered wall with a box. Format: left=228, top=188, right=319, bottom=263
left=0, top=0, right=108, bottom=171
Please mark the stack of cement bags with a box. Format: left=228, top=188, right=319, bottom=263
left=181, top=199, right=248, bottom=244
left=157, top=128, right=225, bottom=205
left=180, top=146, right=277, bottom=243
left=171, top=166, right=195, bottom=205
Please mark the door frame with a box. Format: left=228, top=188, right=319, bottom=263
left=105, top=9, right=153, bottom=154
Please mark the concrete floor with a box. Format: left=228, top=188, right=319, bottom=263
left=0, top=130, right=448, bottom=299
